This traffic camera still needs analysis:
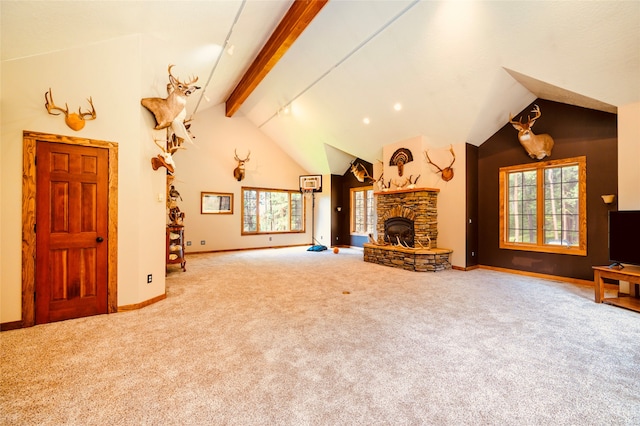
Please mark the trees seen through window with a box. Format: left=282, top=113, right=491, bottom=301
left=499, top=156, right=586, bottom=255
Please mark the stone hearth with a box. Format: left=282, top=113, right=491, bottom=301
left=364, top=188, right=452, bottom=272
left=363, top=244, right=452, bottom=272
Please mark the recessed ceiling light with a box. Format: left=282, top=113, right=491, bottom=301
left=394, top=103, right=402, bottom=111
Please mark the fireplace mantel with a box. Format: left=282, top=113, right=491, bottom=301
left=375, top=187, right=440, bottom=196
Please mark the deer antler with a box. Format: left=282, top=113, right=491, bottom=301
left=44, top=88, right=96, bottom=131
left=234, top=149, right=250, bottom=162
left=424, top=145, right=455, bottom=182
left=167, top=64, right=177, bottom=82
left=168, top=64, right=199, bottom=86
left=424, top=150, right=443, bottom=173
left=509, top=112, right=522, bottom=125
left=153, top=138, right=168, bottom=154
left=528, top=104, right=541, bottom=125
left=509, top=104, right=541, bottom=127
left=447, top=145, right=456, bottom=168
left=167, top=134, right=186, bottom=155
left=44, top=89, right=69, bottom=116
left=78, top=97, right=96, bottom=120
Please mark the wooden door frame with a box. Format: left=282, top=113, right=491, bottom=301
left=22, top=131, right=118, bottom=327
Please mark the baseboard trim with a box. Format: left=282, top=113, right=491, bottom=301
left=0, top=320, right=23, bottom=331
left=118, top=293, right=167, bottom=312
left=453, top=265, right=479, bottom=271
left=478, top=265, right=607, bottom=288
left=2, top=293, right=168, bottom=331
left=187, top=243, right=309, bottom=255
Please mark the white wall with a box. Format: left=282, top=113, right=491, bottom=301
left=172, top=104, right=311, bottom=252
left=616, top=102, right=640, bottom=293
left=313, top=175, right=332, bottom=247
left=1, top=35, right=168, bottom=323
left=428, top=143, right=466, bottom=269
left=618, top=102, right=640, bottom=210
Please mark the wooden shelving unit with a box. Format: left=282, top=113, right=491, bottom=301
left=166, top=225, right=186, bottom=273
left=593, top=265, right=640, bottom=313
left=602, top=296, right=640, bottom=312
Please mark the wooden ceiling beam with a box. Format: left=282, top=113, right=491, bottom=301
left=225, top=0, right=329, bottom=117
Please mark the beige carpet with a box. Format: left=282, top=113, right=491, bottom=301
left=1, top=246, right=639, bottom=425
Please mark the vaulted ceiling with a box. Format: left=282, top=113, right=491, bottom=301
left=2, top=1, right=639, bottom=174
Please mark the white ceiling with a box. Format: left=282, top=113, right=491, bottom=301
left=2, top=1, right=639, bottom=175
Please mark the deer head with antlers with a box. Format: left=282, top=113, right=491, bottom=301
left=150, top=132, right=187, bottom=174
left=509, top=104, right=554, bottom=160
left=424, top=145, right=456, bottom=182
left=141, top=64, right=200, bottom=144
left=233, top=149, right=250, bottom=181
left=350, top=161, right=375, bottom=184
left=44, top=88, right=96, bottom=131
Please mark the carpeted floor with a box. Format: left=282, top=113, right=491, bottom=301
left=1, top=246, right=639, bottom=425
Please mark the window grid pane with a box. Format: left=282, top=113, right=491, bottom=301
left=366, top=190, right=375, bottom=234
left=507, top=170, right=537, bottom=243
left=354, top=191, right=365, bottom=234
left=544, top=165, right=579, bottom=246
left=290, top=193, right=303, bottom=231
left=243, top=190, right=257, bottom=232
left=259, top=192, right=289, bottom=232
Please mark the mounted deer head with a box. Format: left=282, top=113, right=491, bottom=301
left=44, top=88, right=96, bottom=131
left=509, top=104, right=554, bottom=160
left=150, top=132, right=186, bottom=174
left=233, top=149, right=250, bottom=181
left=141, top=64, right=200, bottom=144
left=424, top=145, right=456, bottom=182
left=350, top=161, right=374, bottom=183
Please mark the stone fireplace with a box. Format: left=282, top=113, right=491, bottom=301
left=364, top=188, right=452, bottom=272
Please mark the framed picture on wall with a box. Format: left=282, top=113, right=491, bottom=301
left=201, top=192, right=233, bottom=214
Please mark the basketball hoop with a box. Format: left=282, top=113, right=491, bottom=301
left=302, top=188, right=314, bottom=199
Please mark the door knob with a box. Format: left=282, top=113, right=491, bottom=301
left=96, top=237, right=104, bottom=243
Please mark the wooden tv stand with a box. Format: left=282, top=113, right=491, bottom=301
left=593, top=265, right=640, bottom=313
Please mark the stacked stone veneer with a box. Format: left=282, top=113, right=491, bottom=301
left=376, top=189, right=438, bottom=247
left=363, top=245, right=452, bottom=272
left=364, top=188, right=452, bottom=272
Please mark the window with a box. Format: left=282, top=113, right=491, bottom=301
left=499, top=156, right=586, bottom=255
left=242, top=187, right=304, bottom=234
left=351, top=186, right=375, bottom=235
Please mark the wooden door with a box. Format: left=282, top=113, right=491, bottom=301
left=35, top=142, right=109, bottom=324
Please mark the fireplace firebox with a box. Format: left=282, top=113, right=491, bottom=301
left=384, top=217, right=414, bottom=247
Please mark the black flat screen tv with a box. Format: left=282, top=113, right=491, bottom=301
left=608, top=210, right=640, bottom=267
